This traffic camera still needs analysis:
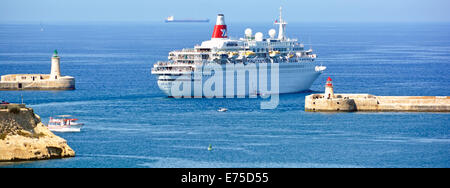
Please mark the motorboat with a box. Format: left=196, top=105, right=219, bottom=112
left=217, top=107, right=228, bottom=112
left=47, top=115, right=84, bottom=132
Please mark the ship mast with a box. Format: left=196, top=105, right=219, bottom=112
left=279, top=6, right=283, bottom=23
left=276, top=6, right=287, bottom=40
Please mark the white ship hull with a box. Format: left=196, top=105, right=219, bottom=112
left=155, top=63, right=323, bottom=97
left=153, top=10, right=326, bottom=98
left=48, top=125, right=82, bottom=132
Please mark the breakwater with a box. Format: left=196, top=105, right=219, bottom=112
left=305, top=77, right=450, bottom=112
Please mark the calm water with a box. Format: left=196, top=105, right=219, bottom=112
left=0, top=22, right=449, bottom=168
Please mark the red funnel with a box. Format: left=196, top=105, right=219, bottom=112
left=212, top=14, right=227, bottom=39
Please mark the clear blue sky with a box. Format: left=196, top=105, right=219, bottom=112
left=1, top=0, right=449, bottom=23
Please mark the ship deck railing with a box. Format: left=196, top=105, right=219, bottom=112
left=155, top=56, right=316, bottom=67
left=155, top=61, right=201, bottom=67
left=151, top=67, right=194, bottom=74
left=170, top=48, right=200, bottom=54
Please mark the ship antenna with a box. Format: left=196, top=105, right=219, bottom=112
left=309, top=36, right=312, bottom=50
left=276, top=6, right=287, bottom=40
left=279, top=6, right=283, bottom=23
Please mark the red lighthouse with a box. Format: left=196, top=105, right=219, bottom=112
left=325, top=77, right=334, bottom=99
left=211, top=14, right=227, bottom=39
left=326, top=77, right=333, bottom=87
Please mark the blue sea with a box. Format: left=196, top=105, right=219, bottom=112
left=0, top=22, right=449, bottom=168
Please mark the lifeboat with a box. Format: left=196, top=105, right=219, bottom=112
left=228, top=51, right=239, bottom=59
left=269, top=51, right=280, bottom=58
left=287, top=52, right=295, bottom=58
left=236, top=51, right=255, bottom=59
left=243, top=51, right=256, bottom=58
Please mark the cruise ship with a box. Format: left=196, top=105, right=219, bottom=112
left=152, top=7, right=326, bottom=98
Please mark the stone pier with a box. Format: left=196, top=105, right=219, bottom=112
left=305, top=77, right=450, bottom=112
left=0, top=50, right=75, bottom=90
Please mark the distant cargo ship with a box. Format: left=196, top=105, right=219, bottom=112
left=165, top=16, right=209, bottom=23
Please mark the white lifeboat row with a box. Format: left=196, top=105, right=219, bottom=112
left=167, top=49, right=316, bottom=61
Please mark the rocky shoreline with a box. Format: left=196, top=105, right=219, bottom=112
left=0, top=104, right=75, bottom=162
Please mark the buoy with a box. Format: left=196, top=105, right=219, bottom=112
left=208, top=144, right=212, bottom=151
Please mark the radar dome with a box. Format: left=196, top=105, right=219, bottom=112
left=269, top=29, right=276, bottom=39
left=255, top=32, right=263, bottom=41
left=245, top=28, right=252, bottom=37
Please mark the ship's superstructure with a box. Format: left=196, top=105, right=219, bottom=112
left=152, top=7, right=326, bottom=97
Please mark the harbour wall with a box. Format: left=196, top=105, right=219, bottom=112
left=305, top=94, right=450, bottom=112
left=0, top=75, right=75, bottom=90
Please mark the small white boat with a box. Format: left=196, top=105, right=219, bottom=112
left=47, top=115, right=84, bottom=132
left=217, top=107, right=228, bottom=112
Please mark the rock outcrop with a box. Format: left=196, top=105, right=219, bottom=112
left=0, top=104, right=75, bottom=161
